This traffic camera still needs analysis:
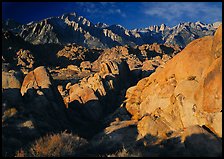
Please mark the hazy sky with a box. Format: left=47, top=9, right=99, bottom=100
left=2, top=2, right=222, bottom=29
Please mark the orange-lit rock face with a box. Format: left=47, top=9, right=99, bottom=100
left=125, top=25, right=222, bottom=138
left=68, top=84, right=98, bottom=104
left=16, top=49, right=35, bottom=69
left=21, top=66, right=52, bottom=96
left=199, top=57, right=222, bottom=113
left=212, top=24, right=222, bottom=59
left=2, top=71, right=22, bottom=89
left=194, top=26, right=222, bottom=112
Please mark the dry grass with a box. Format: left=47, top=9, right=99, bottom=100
left=15, top=131, right=88, bottom=157
left=106, top=147, right=142, bottom=157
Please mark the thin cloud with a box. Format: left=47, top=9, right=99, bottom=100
left=100, top=2, right=115, bottom=6
left=75, top=2, right=126, bottom=19
left=77, top=2, right=95, bottom=9
left=142, top=2, right=222, bottom=23
left=108, top=8, right=127, bottom=18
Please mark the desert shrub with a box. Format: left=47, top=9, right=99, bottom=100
left=106, top=147, right=142, bottom=157
left=15, top=131, right=88, bottom=157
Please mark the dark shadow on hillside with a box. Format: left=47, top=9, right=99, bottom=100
left=2, top=87, right=222, bottom=157
left=31, top=43, right=64, bottom=67
left=63, top=68, right=135, bottom=139
left=160, top=45, right=176, bottom=55
left=134, top=131, right=222, bottom=157
left=66, top=98, right=117, bottom=140
left=2, top=86, right=77, bottom=157
left=56, top=56, right=82, bottom=68
left=73, top=124, right=222, bottom=157
left=73, top=124, right=139, bottom=157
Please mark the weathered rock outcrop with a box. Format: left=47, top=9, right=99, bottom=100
left=63, top=59, right=132, bottom=122
left=21, top=66, right=52, bottom=95
left=56, top=44, right=101, bottom=67
left=16, top=49, right=35, bottom=74
left=2, top=70, right=23, bottom=106
left=92, top=44, right=180, bottom=81
left=80, top=61, right=91, bottom=71
left=125, top=25, right=222, bottom=139
left=20, top=66, right=71, bottom=129
left=2, top=70, right=22, bottom=89
left=65, top=83, right=102, bottom=121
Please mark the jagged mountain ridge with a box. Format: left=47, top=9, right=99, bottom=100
left=4, top=12, right=221, bottom=48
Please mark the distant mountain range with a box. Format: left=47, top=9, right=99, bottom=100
left=2, top=12, right=221, bottom=49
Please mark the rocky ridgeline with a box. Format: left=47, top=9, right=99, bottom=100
left=15, top=49, right=35, bottom=74
left=3, top=14, right=220, bottom=49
